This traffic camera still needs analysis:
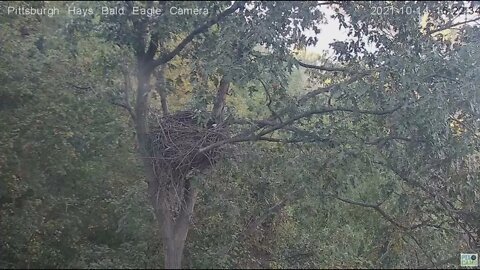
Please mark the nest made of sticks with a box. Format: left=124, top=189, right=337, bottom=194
left=147, top=110, right=228, bottom=180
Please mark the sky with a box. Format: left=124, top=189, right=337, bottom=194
left=304, top=2, right=480, bottom=59
left=305, top=5, right=349, bottom=57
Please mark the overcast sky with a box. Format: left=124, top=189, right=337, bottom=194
left=305, top=5, right=349, bottom=57
left=304, top=2, right=480, bottom=58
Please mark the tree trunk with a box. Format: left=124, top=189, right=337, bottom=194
left=163, top=223, right=189, bottom=269
left=135, top=57, right=198, bottom=269
left=151, top=183, right=197, bottom=269
left=212, top=76, right=230, bottom=123
left=164, top=184, right=198, bottom=269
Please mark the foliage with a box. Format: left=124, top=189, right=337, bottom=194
left=1, top=0, right=479, bottom=269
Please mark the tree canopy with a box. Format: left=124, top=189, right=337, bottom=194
left=1, top=1, right=479, bottom=269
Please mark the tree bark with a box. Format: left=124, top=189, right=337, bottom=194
left=133, top=61, right=195, bottom=269
left=153, top=181, right=197, bottom=269
left=130, top=4, right=241, bottom=264
left=155, top=66, right=169, bottom=116
left=163, top=188, right=197, bottom=269
left=165, top=237, right=184, bottom=269
left=212, top=76, right=230, bottom=123
left=125, top=4, right=243, bottom=267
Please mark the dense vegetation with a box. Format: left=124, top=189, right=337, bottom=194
left=1, top=1, right=479, bottom=269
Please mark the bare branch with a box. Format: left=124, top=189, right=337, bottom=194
left=331, top=194, right=427, bottom=231
left=297, top=71, right=371, bottom=104
left=256, top=136, right=333, bottom=144
left=111, top=100, right=136, bottom=120
left=365, top=136, right=428, bottom=145
left=258, top=78, right=281, bottom=120
left=259, top=134, right=426, bottom=146
left=227, top=119, right=301, bottom=135
left=318, top=1, right=341, bottom=5
left=332, top=195, right=408, bottom=229
left=110, top=65, right=136, bottom=120
left=295, top=59, right=348, bottom=73
left=66, top=82, right=94, bottom=91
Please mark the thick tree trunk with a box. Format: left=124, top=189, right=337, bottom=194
left=164, top=224, right=188, bottom=269
left=135, top=56, right=198, bottom=269
left=143, top=158, right=196, bottom=269
left=164, top=185, right=198, bottom=269
left=151, top=183, right=197, bottom=269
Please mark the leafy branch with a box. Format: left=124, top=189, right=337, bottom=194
left=428, top=16, right=480, bottom=35
left=148, top=1, right=245, bottom=71
left=217, top=187, right=305, bottom=258
left=199, top=101, right=407, bottom=153
left=330, top=193, right=426, bottom=230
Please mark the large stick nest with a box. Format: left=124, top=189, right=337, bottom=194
left=147, top=110, right=228, bottom=180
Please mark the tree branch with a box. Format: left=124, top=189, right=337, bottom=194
left=319, top=1, right=342, bottom=5
left=295, top=59, right=348, bottom=73
left=365, top=136, right=427, bottom=145
left=258, top=78, right=281, bottom=120
left=213, top=68, right=375, bottom=147
left=145, top=34, right=159, bottom=62
left=66, top=82, right=94, bottom=92
left=428, top=16, right=480, bottom=35
left=110, top=65, right=136, bottom=120
left=332, top=194, right=409, bottom=229
left=148, top=1, right=244, bottom=71
left=200, top=61, right=389, bottom=153
left=212, top=75, right=230, bottom=123
left=155, top=65, right=169, bottom=115
left=376, top=157, right=480, bottom=244
left=111, top=100, right=135, bottom=120
left=257, top=104, right=404, bottom=136
left=297, top=71, right=371, bottom=104
left=199, top=103, right=405, bottom=153
left=256, top=136, right=334, bottom=144
left=331, top=194, right=428, bottom=231
left=217, top=188, right=304, bottom=258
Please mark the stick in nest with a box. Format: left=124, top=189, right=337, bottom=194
left=147, top=110, right=228, bottom=181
